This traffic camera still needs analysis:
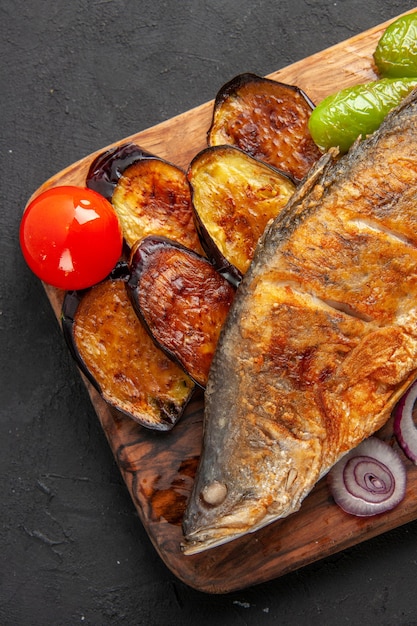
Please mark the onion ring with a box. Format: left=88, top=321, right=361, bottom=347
left=394, top=379, right=417, bottom=464
left=328, top=437, right=406, bottom=516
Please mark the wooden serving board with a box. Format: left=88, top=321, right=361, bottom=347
left=32, top=9, right=417, bottom=593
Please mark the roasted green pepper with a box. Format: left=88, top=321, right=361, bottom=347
left=308, top=77, right=417, bottom=153
left=374, top=13, right=417, bottom=78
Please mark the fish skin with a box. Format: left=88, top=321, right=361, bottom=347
left=181, top=88, right=417, bottom=555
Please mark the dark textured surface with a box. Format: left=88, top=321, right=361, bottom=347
left=2, top=1, right=417, bottom=624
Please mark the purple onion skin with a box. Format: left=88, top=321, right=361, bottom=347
left=394, top=380, right=417, bottom=464
left=328, top=437, right=407, bottom=517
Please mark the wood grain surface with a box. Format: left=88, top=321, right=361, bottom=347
left=30, top=9, right=417, bottom=593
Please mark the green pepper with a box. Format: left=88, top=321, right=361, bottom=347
left=308, top=77, right=417, bottom=153
left=374, top=13, right=417, bottom=78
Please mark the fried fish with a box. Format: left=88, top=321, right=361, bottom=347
left=182, top=88, right=417, bottom=554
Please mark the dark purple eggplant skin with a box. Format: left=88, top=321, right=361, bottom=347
left=62, top=290, right=97, bottom=387
left=86, top=143, right=156, bottom=200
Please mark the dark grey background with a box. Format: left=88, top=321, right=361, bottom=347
left=2, top=1, right=417, bottom=624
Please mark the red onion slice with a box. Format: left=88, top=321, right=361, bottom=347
left=394, top=379, right=417, bottom=464
left=328, top=437, right=406, bottom=517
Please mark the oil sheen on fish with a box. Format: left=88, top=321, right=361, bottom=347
left=182, top=88, right=417, bottom=555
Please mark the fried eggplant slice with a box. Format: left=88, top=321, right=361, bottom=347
left=188, top=145, right=296, bottom=281
left=62, top=268, right=195, bottom=431
left=127, top=236, right=235, bottom=388
left=87, top=142, right=203, bottom=254
left=208, top=73, right=322, bottom=182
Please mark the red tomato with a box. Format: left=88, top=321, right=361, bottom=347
left=20, top=185, right=123, bottom=290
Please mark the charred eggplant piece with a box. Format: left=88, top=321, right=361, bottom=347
left=188, top=145, right=296, bottom=280
left=208, top=73, right=322, bottom=182
left=62, top=267, right=195, bottom=431
left=87, top=142, right=203, bottom=254
left=86, top=142, right=155, bottom=201
left=127, top=236, right=235, bottom=388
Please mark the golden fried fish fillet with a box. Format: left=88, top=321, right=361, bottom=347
left=182, top=88, right=417, bottom=554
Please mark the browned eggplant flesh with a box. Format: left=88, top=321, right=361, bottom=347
left=62, top=267, right=195, bottom=431
left=87, top=142, right=203, bottom=254
left=188, top=145, right=296, bottom=280
left=127, top=236, right=236, bottom=388
left=208, top=72, right=322, bottom=182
